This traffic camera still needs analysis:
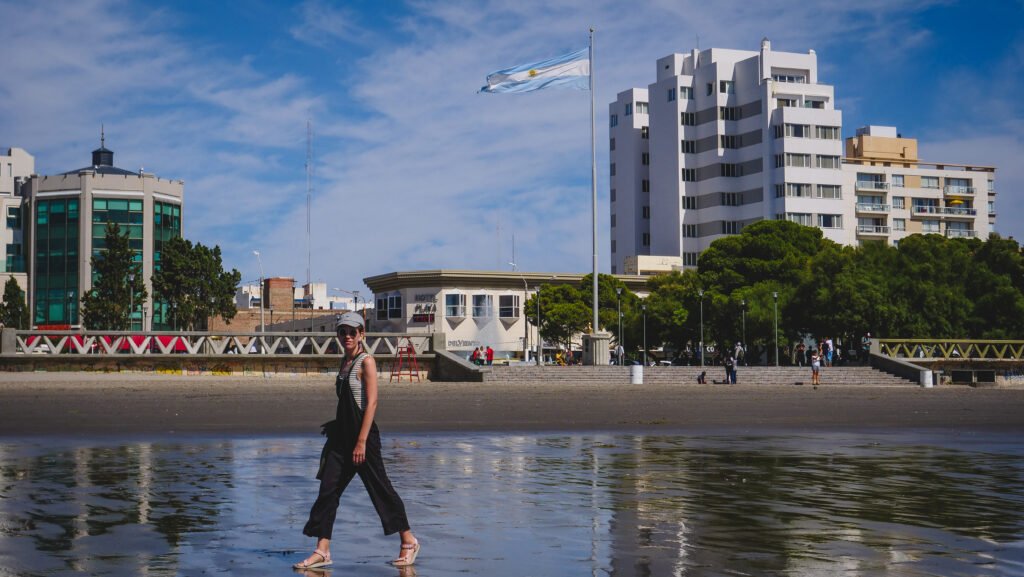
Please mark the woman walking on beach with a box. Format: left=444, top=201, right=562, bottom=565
left=295, top=312, right=420, bottom=569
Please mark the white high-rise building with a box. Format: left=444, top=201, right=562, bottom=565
left=610, top=39, right=995, bottom=274
left=0, top=147, right=34, bottom=295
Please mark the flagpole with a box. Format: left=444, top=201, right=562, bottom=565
left=589, top=27, right=599, bottom=339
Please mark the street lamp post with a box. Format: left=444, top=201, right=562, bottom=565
left=253, top=250, right=265, bottom=333
left=698, top=289, right=705, bottom=368
left=773, top=291, right=779, bottom=367
left=128, top=272, right=135, bottom=332
left=615, top=287, right=622, bottom=365
left=536, top=286, right=542, bottom=366
left=641, top=303, right=647, bottom=367
left=741, top=299, right=747, bottom=365
left=509, top=262, right=530, bottom=361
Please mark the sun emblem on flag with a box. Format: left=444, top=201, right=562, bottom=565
left=528, top=69, right=538, bottom=77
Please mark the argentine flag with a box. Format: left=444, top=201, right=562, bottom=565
left=480, top=48, right=590, bottom=94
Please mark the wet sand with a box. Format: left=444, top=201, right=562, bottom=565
left=0, top=372, right=1022, bottom=436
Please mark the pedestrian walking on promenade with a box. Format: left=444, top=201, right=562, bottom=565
left=294, top=312, right=420, bottom=569
left=809, top=348, right=821, bottom=386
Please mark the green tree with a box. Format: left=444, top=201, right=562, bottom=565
left=525, top=284, right=589, bottom=352
left=151, top=236, right=241, bottom=330
left=0, top=277, right=30, bottom=329
left=81, top=222, right=147, bottom=330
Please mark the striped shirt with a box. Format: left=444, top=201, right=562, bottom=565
left=338, top=353, right=369, bottom=410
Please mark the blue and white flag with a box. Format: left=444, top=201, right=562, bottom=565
left=480, top=47, right=590, bottom=94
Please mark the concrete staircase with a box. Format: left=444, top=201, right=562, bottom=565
left=482, top=364, right=917, bottom=387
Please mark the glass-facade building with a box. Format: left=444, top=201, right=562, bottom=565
left=27, top=143, right=184, bottom=329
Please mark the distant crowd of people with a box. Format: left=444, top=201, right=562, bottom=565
left=469, top=346, right=494, bottom=366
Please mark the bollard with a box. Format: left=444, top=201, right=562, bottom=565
left=920, top=369, right=933, bottom=388
left=630, top=364, right=643, bottom=385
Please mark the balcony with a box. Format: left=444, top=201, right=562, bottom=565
left=856, top=180, right=889, bottom=191
left=943, top=185, right=975, bottom=195
left=857, top=225, right=890, bottom=235
left=912, top=206, right=977, bottom=217
left=945, top=229, right=978, bottom=239
left=855, top=203, right=890, bottom=213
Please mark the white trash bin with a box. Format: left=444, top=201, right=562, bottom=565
left=920, top=369, right=933, bottom=388
left=630, top=365, right=644, bottom=385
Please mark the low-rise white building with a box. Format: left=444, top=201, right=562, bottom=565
left=0, top=147, right=34, bottom=297
left=364, top=270, right=648, bottom=361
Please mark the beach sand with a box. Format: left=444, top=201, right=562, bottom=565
left=1, top=372, right=1023, bottom=436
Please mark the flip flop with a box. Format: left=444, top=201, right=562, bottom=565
left=294, top=550, right=332, bottom=569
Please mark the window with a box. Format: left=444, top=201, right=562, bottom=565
left=683, top=224, right=698, bottom=237
left=6, top=206, right=21, bottom=229
left=376, top=297, right=388, bottom=320
left=785, top=123, right=809, bottom=138
left=785, top=153, right=812, bottom=167
left=624, top=103, right=633, bottom=116
left=722, top=221, right=741, bottom=234
left=611, top=240, right=616, bottom=253
left=610, top=188, right=616, bottom=202
left=922, top=220, right=940, bottom=233
left=388, top=295, right=402, bottom=319
left=892, top=174, right=905, bottom=188
left=681, top=168, right=696, bottom=182
left=720, top=135, right=739, bottom=149
left=815, top=184, right=842, bottom=199
left=721, top=192, right=740, bottom=206
left=719, top=80, right=735, bottom=94
left=642, top=233, right=650, bottom=246
left=641, top=126, right=649, bottom=139
left=610, top=114, right=618, bottom=127
left=610, top=163, right=616, bottom=177
left=642, top=206, right=650, bottom=218
left=786, top=183, right=812, bottom=197
left=683, top=196, right=697, bottom=210
left=681, top=140, right=695, bottom=154
left=784, top=213, right=812, bottom=226
left=772, top=73, right=806, bottom=83
left=720, top=163, right=742, bottom=177
left=706, top=83, right=713, bottom=96
left=989, top=201, right=996, bottom=215
left=641, top=152, right=650, bottom=165
left=921, top=176, right=940, bottom=189
left=803, top=99, right=825, bottom=109
left=893, top=218, right=906, bottom=231
left=777, top=98, right=797, bottom=107
left=719, top=106, right=741, bottom=121
left=680, top=112, right=696, bottom=126
left=667, top=87, right=676, bottom=102
left=679, top=86, right=693, bottom=100
left=641, top=179, right=650, bottom=193
left=816, top=155, right=841, bottom=169
left=818, top=214, right=843, bottom=228
left=636, top=102, right=649, bottom=114
left=609, top=138, right=615, bottom=151
left=815, top=126, right=840, bottom=140
left=775, top=184, right=785, bottom=198
left=498, top=295, right=520, bottom=318
left=683, top=252, right=699, bottom=267
left=445, top=293, right=466, bottom=317
left=988, top=180, right=995, bottom=193
left=892, top=196, right=905, bottom=209
left=611, top=214, right=616, bottom=227
left=472, top=294, right=492, bottom=318
left=775, top=154, right=784, bottom=168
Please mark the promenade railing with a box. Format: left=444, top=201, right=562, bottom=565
left=3, top=330, right=433, bottom=357
left=877, top=339, right=1024, bottom=360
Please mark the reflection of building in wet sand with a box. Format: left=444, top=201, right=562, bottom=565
left=0, top=442, right=234, bottom=575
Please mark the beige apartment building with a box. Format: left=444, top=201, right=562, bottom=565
left=0, top=147, right=34, bottom=297
left=844, top=125, right=994, bottom=243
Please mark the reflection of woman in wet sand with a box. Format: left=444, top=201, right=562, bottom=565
left=294, top=312, right=420, bottom=569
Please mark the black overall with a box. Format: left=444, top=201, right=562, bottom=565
left=302, top=353, right=410, bottom=538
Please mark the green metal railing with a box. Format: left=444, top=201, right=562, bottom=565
left=877, top=339, right=1024, bottom=360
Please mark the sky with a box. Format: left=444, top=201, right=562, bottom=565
left=1, top=0, right=1022, bottom=299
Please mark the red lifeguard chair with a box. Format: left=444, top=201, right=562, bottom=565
left=390, top=337, right=421, bottom=383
